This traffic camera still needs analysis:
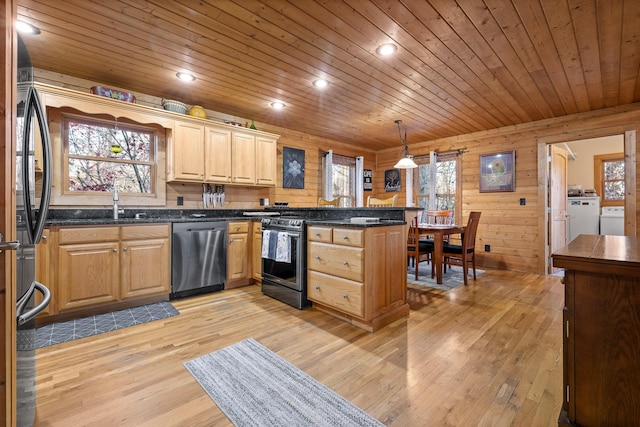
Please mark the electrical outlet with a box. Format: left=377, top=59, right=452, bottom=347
left=520, top=198, right=526, bottom=206
left=177, top=196, right=184, bottom=206
left=484, top=244, right=491, bottom=252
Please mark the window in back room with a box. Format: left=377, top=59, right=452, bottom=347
left=594, top=153, right=624, bottom=206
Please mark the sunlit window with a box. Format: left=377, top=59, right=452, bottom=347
left=414, top=153, right=459, bottom=222
left=64, top=115, right=156, bottom=194
left=331, top=155, right=355, bottom=207
left=595, top=153, right=624, bottom=206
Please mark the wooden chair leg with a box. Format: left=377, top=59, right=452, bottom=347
left=462, top=255, right=468, bottom=286
left=472, top=254, right=477, bottom=280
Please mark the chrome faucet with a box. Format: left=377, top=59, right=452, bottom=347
left=113, top=183, right=120, bottom=219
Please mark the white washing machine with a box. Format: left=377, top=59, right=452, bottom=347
left=567, top=197, right=600, bottom=242
left=600, top=206, right=624, bottom=235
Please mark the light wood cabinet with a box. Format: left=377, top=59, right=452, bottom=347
left=252, top=221, right=263, bottom=282
left=168, top=118, right=278, bottom=186
left=120, top=225, right=171, bottom=299
left=42, top=224, right=170, bottom=320
left=255, top=136, right=277, bottom=186
left=170, top=121, right=205, bottom=181
left=231, top=131, right=256, bottom=184
left=307, top=224, right=409, bottom=332
left=57, top=226, right=121, bottom=313
left=35, top=229, right=54, bottom=316
left=553, top=235, right=640, bottom=426
left=226, top=221, right=251, bottom=288
left=204, top=126, right=232, bottom=182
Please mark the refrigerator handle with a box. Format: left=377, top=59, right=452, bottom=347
left=23, top=86, right=52, bottom=244
left=16, top=281, right=51, bottom=325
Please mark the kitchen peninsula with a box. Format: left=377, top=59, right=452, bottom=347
left=40, top=207, right=416, bottom=331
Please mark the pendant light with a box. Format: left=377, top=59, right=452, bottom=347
left=393, top=120, right=418, bottom=169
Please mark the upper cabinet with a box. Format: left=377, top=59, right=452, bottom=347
left=168, top=118, right=278, bottom=187
left=34, top=83, right=279, bottom=187
left=255, top=136, right=277, bottom=186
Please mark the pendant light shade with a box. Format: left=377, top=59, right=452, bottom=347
left=393, top=120, right=418, bottom=169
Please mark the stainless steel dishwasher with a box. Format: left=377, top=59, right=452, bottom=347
left=171, top=221, right=227, bottom=299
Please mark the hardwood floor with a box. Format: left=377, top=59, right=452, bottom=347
left=33, top=269, right=564, bottom=426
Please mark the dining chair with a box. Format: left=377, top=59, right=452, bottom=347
left=367, top=194, right=398, bottom=207
left=441, top=211, right=482, bottom=285
left=336, top=195, right=354, bottom=207
left=407, top=217, right=433, bottom=280
left=423, top=210, right=454, bottom=225
left=318, top=197, right=339, bottom=207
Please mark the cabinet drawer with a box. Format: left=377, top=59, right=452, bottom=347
left=332, top=228, right=363, bottom=247
left=308, top=226, right=332, bottom=243
left=308, top=270, right=363, bottom=317
left=228, top=221, right=249, bottom=234
left=308, top=242, right=364, bottom=282
left=121, top=224, right=170, bottom=240
left=59, top=226, right=120, bottom=244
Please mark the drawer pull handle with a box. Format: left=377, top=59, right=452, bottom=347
left=315, top=256, right=320, bottom=260
left=315, top=286, right=320, bottom=290
left=343, top=261, right=349, bottom=266
left=123, top=247, right=128, bottom=252
left=342, top=235, right=348, bottom=240
left=315, top=233, right=320, bottom=237
left=343, top=294, right=348, bottom=299
left=113, top=248, right=117, bottom=253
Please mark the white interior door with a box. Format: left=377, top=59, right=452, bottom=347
left=549, top=144, right=568, bottom=273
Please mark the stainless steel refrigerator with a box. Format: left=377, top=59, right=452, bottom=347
left=14, top=34, right=52, bottom=427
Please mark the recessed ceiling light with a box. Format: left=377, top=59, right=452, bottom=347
left=313, top=79, right=328, bottom=88
left=176, top=72, right=196, bottom=82
left=16, top=21, right=41, bottom=35
left=376, top=43, right=397, bottom=56
left=271, top=101, right=285, bottom=110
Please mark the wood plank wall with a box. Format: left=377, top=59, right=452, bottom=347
left=377, top=104, right=640, bottom=274
left=34, top=69, right=640, bottom=275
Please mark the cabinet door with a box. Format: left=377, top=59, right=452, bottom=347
left=228, top=232, right=249, bottom=280
left=252, top=221, right=262, bottom=281
left=255, top=136, right=277, bottom=186
left=120, top=237, right=170, bottom=299
left=171, top=121, right=205, bottom=181
left=205, top=126, right=232, bottom=183
left=231, top=131, right=255, bottom=184
left=35, top=228, right=54, bottom=317
left=57, top=242, right=120, bottom=312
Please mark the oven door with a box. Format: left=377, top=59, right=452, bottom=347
left=262, top=230, right=303, bottom=291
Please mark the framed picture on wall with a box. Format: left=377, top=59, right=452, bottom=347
left=384, top=169, right=401, bottom=192
left=283, top=146, right=305, bottom=189
left=479, top=151, right=515, bottom=192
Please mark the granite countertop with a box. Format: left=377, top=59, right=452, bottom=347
left=44, top=207, right=412, bottom=227
left=305, top=219, right=405, bottom=227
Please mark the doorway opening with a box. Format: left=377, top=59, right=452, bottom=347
left=542, top=132, right=635, bottom=274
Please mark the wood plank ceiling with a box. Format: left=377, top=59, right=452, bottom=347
left=16, top=0, right=640, bottom=150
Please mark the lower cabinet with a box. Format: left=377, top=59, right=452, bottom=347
left=252, top=220, right=262, bottom=282
left=39, top=224, right=170, bottom=322
left=226, top=220, right=251, bottom=288
left=307, top=224, right=409, bottom=332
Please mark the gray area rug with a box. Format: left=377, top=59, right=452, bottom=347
left=407, top=261, right=484, bottom=290
left=184, top=338, right=384, bottom=427
left=36, top=301, right=179, bottom=348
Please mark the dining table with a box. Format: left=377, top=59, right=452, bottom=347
left=417, top=223, right=466, bottom=284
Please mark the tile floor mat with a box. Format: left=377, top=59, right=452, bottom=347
left=36, top=301, right=179, bottom=348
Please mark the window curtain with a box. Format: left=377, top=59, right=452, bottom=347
left=322, top=149, right=333, bottom=200
left=355, top=156, right=364, bottom=207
